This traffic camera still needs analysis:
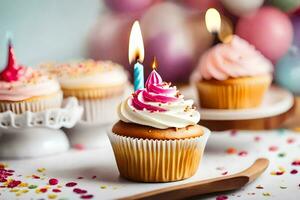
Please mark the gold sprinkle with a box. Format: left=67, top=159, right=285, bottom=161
left=100, top=185, right=107, bottom=189
left=48, top=194, right=57, bottom=199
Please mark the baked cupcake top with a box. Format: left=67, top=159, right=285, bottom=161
left=118, top=69, right=200, bottom=129
left=192, top=35, right=273, bottom=81
left=42, top=60, right=128, bottom=89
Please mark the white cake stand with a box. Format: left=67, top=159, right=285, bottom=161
left=65, top=85, right=133, bottom=149
left=0, top=97, right=83, bottom=159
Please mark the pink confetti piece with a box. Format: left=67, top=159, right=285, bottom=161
left=81, top=194, right=94, bottom=199
left=32, top=175, right=40, bottom=179
left=238, top=151, right=248, bottom=157
left=291, top=169, right=298, bottom=174
left=77, top=177, right=84, bottom=179
left=292, top=160, right=300, bottom=166
left=66, top=182, right=77, bottom=187
left=222, top=171, right=228, bottom=176
left=216, top=195, right=228, bottom=200
left=268, top=146, right=278, bottom=152
left=287, top=138, right=295, bottom=144
left=230, top=130, right=237, bottom=136
left=49, top=178, right=58, bottom=185
left=254, top=136, right=261, bottom=142
left=74, top=144, right=85, bottom=150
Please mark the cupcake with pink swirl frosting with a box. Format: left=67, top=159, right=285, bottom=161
left=191, top=35, right=273, bottom=109
left=108, top=68, right=210, bottom=182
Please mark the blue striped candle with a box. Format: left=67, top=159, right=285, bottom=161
left=133, top=61, right=144, bottom=91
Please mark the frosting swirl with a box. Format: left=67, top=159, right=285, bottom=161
left=192, top=35, right=273, bottom=81
left=0, top=67, right=61, bottom=101
left=118, top=70, right=200, bottom=129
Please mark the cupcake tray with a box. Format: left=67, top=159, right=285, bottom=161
left=180, top=85, right=295, bottom=131
left=0, top=97, right=83, bottom=159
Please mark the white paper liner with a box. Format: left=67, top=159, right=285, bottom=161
left=108, top=127, right=210, bottom=182
left=79, top=95, right=123, bottom=124
left=0, top=92, right=63, bottom=114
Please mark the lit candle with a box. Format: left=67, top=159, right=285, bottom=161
left=205, top=8, right=222, bottom=45
left=128, top=21, right=145, bottom=91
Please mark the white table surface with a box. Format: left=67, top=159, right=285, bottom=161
left=0, top=129, right=300, bottom=200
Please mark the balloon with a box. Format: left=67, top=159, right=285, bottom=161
left=140, top=2, right=212, bottom=83
left=180, top=0, right=225, bottom=13
left=269, top=0, right=300, bottom=13
left=236, top=6, right=293, bottom=62
left=221, top=0, right=264, bottom=16
left=103, top=0, right=159, bottom=13
left=292, top=16, right=300, bottom=48
left=87, top=13, right=136, bottom=67
left=275, top=47, right=300, bottom=95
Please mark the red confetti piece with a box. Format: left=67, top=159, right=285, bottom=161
left=40, top=188, right=47, bottom=193
left=292, top=160, right=300, bottom=166
left=287, top=138, right=295, bottom=144
left=77, top=177, right=84, bottom=179
left=49, top=178, right=58, bottom=185
left=238, top=151, right=248, bottom=157
left=216, top=195, right=228, bottom=200
left=74, top=144, right=85, bottom=150
left=32, top=175, right=40, bottom=179
left=230, top=130, right=237, bottom=136
left=92, top=176, right=97, bottom=179
left=73, top=188, right=87, bottom=194
left=269, top=146, right=278, bottom=152
left=254, top=136, right=261, bottom=142
left=52, top=189, right=61, bottom=193
left=0, top=178, right=7, bottom=182
left=7, top=180, right=21, bottom=188
left=66, top=182, right=77, bottom=187
left=221, top=171, right=228, bottom=176
left=81, top=194, right=94, bottom=199
left=226, top=147, right=237, bottom=154
left=291, top=169, right=298, bottom=174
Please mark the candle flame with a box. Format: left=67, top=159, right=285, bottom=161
left=129, top=21, right=144, bottom=64
left=152, top=57, right=158, bottom=70
left=205, top=8, right=221, bottom=33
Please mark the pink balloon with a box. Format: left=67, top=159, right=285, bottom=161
left=104, top=0, right=159, bottom=13
left=236, top=6, right=293, bottom=62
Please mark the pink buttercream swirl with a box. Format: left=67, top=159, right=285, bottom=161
left=132, top=70, right=180, bottom=112
left=192, top=35, right=273, bottom=81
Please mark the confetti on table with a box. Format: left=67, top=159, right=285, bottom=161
left=216, top=195, right=228, bottom=200
left=221, top=171, right=228, bottom=176
left=65, top=182, right=77, bottom=187
left=37, top=168, right=46, bottom=173
left=100, top=185, right=107, bottom=189
left=226, top=147, right=237, bottom=154
left=262, top=192, right=271, bottom=196
left=268, top=146, right=278, bottom=152
left=292, top=160, right=300, bottom=166
left=74, top=144, right=85, bottom=150
left=256, top=185, right=264, bottom=189
left=290, top=169, right=298, bottom=174
left=254, top=136, right=261, bottom=142
left=49, top=178, right=59, bottom=186
left=238, top=151, right=248, bottom=157
left=81, top=194, right=94, bottom=199
left=48, top=193, right=58, bottom=199
left=287, top=138, right=296, bottom=144
left=278, top=153, right=286, bottom=158
left=73, top=188, right=87, bottom=194
left=53, top=189, right=61, bottom=193
left=280, top=186, right=287, bottom=189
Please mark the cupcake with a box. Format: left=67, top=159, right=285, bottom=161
left=108, top=68, right=210, bottom=182
left=0, top=42, right=62, bottom=114
left=191, top=35, right=273, bottom=109
left=42, top=60, right=128, bottom=124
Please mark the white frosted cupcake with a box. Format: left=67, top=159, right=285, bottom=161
left=42, top=60, right=128, bottom=124
left=108, top=68, right=210, bottom=182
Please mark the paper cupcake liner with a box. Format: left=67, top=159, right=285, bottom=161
left=197, top=75, right=272, bottom=109
left=62, top=85, right=125, bottom=99
left=0, top=92, right=63, bottom=114
left=108, top=128, right=210, bottom=182
left=78, top=95, right=124, bottom=124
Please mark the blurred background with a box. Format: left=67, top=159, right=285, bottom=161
left=0, top=0, right=299, bottom=94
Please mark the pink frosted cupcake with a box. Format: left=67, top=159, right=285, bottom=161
left=0, top=42, right=62, bottom=114
left=191, top=35, right=273, bottom=109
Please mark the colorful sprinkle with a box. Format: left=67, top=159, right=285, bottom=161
left=7, top=180, right=21, bottom=188
left=74, top=144, right=85, bottom=150
left=28, top=185, right=38, bottom=189
left=226, top=147, right=237, bottom=154
left=290, top=169, right=298, bottom=174
left=49, top=178, right=59, bottom=185
left=230, top=130, right=237, bottom=136
left=221, top=171, right=228, bottom=176
left=40, top=188, right=48, bottom=193
left=100, top=185, right=107, bottom=189
left=216, top=195, right=228, bottom=200
left=238, top=151, right=248, bottom=157
left=268, top=146, right=278, bottom=152
left=73, top=188, right=87, bottom=194
left=53, top=189, right=61, bottom=193
left=92, top=176, right=97, bottom=179
left=278, top=153, right=286, bottom=158
left=66, top=182, right=77, bottom=187
left=256, top=185, right=264, bottom=189
left=280, top=186, right=287, bottom=189
left=263, top=192, right=271, bottom=196
left=81, top=194, right=94, bottom=199
left=48, top=194, right=58, bottom=199
left=32, top=175, right=40, bottom=179
left=254, top=136, right=261, bottom=142
left=292, top=160, right=300, bottom=166
left=37, top=168, right=46, bottom=173
left=287, top=138, right=295, bottom=144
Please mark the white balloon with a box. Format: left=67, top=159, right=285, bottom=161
left=221, top=0, right=264, bottom=16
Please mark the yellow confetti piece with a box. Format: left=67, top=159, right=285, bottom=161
left=10, top=189, right=19, bottom=193
left=16, top=192, right=22, bottom=196
left=37, top=167, right=46, bottom=173
left=22, top=189, right=29, bottom=193
left=100, top=185, right=107, bottom=189
left=35, top=189, right=41, bottom=194
left=19, top=182, right=29, bottom=187
left=57, top=185, right=62, bottom=188
left=48, top=194, right=57, bottom=199
left=278, top=166, right=286, bottom=172
left=263, top=192, right=271, bottom=196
